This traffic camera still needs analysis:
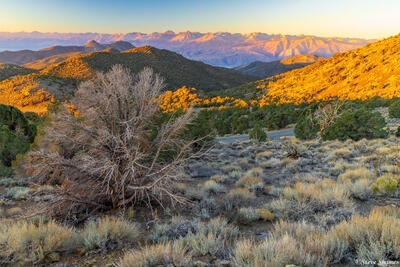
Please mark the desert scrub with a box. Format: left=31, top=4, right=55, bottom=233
left=236, top=176, right=264, bottom=190
left=178, top=217, right=239, bottom=258
left=224, top=188, right=256, bottom=209
left=147, top=217, right=198, bottom=243
left=233, top=234, right=326, bottom=267
left=201, top=179, right=227, bottom=197
left=329, top=206, right=400, bottom=262
left=236, top=207, right=261, bottom=224
left=232, top=220, right=347, bottom=267
left=380, top=164, right=400, bottom=174
left=236, top=207, right=274, bottom=224
left=80, top=216, right=140, bottom=251
left=343, top=178, right=373, bottom=200
left=328, top=147, right=352, bottom=160
left=266, top=179, right=353, bottom=221
left=256, top=150, right=273, bottom=159
left=338, top=167, right=375, bottom=182
left=0, top=219, right=78, bottom=264
left=6, top=186, right=32, bottom=200
left=117, top=241, right=191, bottom=267
left=245, top=167, right=264, bottom=177
left=328, top=160, right=356, bottom=176
left=371, top=175, right=398, bottom=195
left=210, top=174, right=230, bottom=183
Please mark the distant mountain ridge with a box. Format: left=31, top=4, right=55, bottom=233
left=0, top=31, right=372, bottom=67
left=234, top=54, right=323, bottom=78
left=0, top=40, right=134, bottom=68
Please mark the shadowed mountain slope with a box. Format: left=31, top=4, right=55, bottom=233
left=41, top=45, right=256, bottom=91
left=233, top=55, right=323, bottom=78
left=0, top=63, right=36, bottom=81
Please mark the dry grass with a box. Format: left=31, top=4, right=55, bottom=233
left=338, top=167, right=375, bottom=181
left=117, top=242, right=191, bottom=267
left=179, top=217, right=239, bottom=258
left=330, top=206, right=400, bottom=261
left=80, top=216, right=140, bottom=251
left=236, top=207, right=262, bottom=224
left=0, top=218, right=77, bottom=264
left=266, top=178, right=353, bottom=221
left=328, top=160, right=356, bottom=176
left=236, top=176, right=264, bottom=189
left=224, top=188, right=256, bottom=209
left=245, top=167, right=264, bottom=177
left=256, top=150, right=273, bottom=159
left=201, top=179, right=227, bottom=197
left=6, top=186, right=32, bottom=200
left=328, top=147, right=352, bottom=160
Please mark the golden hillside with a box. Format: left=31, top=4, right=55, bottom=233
left=0, top=73, right=76, bottom=114
left=249, top=34, right=400, bottom=104
left=0, top=46, right=256, bottom=113
left=40, top=46, right=256, bottom=90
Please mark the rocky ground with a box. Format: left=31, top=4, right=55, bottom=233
left=1, top=133, right=400, bottom=266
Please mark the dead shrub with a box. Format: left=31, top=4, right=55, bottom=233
left=24, top=66, right=201, bottom=220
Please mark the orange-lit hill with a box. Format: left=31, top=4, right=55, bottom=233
left=233, top=54, right=323, bottom=78
left=0, top=46, right=256, bottom=113
left=41, top=45, right=256, bottom=91
left=242, top=34, right=400, bottom=104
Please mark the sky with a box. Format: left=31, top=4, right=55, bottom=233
left=0, top=0, right=400, bottom=39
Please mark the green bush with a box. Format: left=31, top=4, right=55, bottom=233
left=249, top=123, right=267, bottom=142
left=322, top=108, right=387, bottom=141
left=396, top=126, right=400, bottom=137
left=389, top=100, right=400, bottom=118
left=294, top=114, right=320, bottom=140
left=0, top=104, right=40, bottom=176
left=371, top=176, right=398, bottom=195
left=182, top=110, right=215, bottom=149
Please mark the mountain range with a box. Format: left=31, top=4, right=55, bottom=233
left=0, top=31, right=372, bottom=67
left=0, top=40, right=134, bottom=67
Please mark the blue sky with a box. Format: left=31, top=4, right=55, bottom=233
left=1, top=0, right=399, bottom=38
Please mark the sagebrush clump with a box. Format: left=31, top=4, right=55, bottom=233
left=24, top=65, right=202, bottom=220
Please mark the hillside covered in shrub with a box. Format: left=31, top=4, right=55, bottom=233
left=41, top=46, right=256, bottom=91
left=0, top=63, right=36, bottom=82
left=226, top=34, right=400, bottom=104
